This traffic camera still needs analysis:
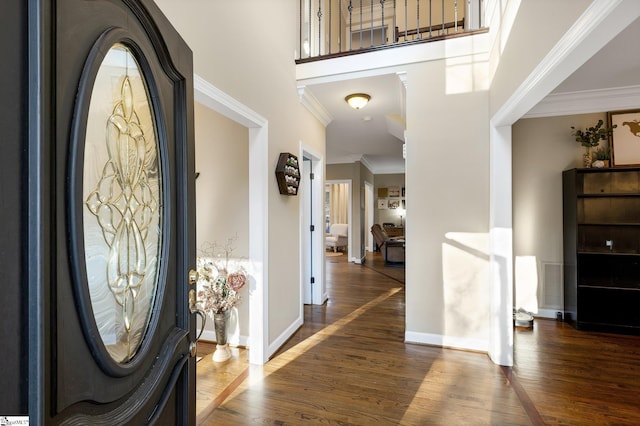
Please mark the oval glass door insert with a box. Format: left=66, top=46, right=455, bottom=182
left=83, top=43, right=162, bottom=363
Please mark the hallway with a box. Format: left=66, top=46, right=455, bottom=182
left=196, top=253, right=640, bottom=425
left=197, top=253, right=527, bottom=424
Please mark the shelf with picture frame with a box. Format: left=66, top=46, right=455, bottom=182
left=376, top=186, right=406, bottom=231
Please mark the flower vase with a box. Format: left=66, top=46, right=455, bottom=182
left=583, top=147, right=593, bottom=168
left=212, top=311, right=231, bottom=362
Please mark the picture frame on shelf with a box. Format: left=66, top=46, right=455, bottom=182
left=609, top=109, right=640, bottom=167
left=377, top=199, right=388, bottom=209
left=388, top=186, right=401, bottom=197
left=388, top=199, right=400, bottom=209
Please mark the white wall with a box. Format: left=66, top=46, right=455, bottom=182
left=155, top=0, right=326, bottom=358
left=156, top=0, right=638, bottom=363
left=194, top=102, right=250, bottom=344
left=487, top=0, right=592, bottom=117
left=512, top=112, right=608, bottom=317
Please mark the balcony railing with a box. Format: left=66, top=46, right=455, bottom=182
left=297, top=0, right=485, bottom=62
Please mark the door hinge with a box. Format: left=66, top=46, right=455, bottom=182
left=310, top=225, right=315, bottom=232
left=311, top=277, right=315, bottom=284
left=310, top=172, right=314, bottom=180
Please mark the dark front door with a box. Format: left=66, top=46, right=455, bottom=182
left=31, top=0, right=196, bottom=424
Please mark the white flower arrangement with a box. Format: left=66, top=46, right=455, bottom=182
left=196, top=237, right=247, bottom=316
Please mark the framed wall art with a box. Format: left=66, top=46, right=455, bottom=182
left=388, top=199, right=400, bottom=209
left=609, top=109, right=640, bottom=166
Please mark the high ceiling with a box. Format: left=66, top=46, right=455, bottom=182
left=303, top=16, right=640, bottom=174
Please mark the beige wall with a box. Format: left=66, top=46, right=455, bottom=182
left=405, top=57, right=491, bottom=347
left=194, top=102, right=250, bottom=343
left=155, top=1, right=326, bottom=351
left=374, top=174, right=405, bottom=226
left=512, top=112, right=608, bottom=315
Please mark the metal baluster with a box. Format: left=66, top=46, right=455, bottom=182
left=339, top=0, right=343, bottom=51
left=299, top=0, right=302, bottom=58
left=348, top=0, right=353, bottom=50
left=360, top=0, right=363, bottom=49
left=380, top=0, right=385, bottom=45
left=417, top=0, right=420, bottom=39
left=441, top=0, right=445, bottom=34
left=317, top=1, right=323, bottom=55
left=329, top=0, right=332, bottom=54
left=404, top=0, right=407, bottom=41
left=429, top=0, right=432, bottom=38
left=393, top=0, right=396, bottom=43
left=370, top=0, right=374, bottom=47
left=309, top=0, right=312, bottom=56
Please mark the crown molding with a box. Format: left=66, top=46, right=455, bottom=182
left=396, top=71, right=407, bottom=88
left=194, top=74, right=267, bottom=128
left=523, top=85, right=640, bottom=119
left=297, top=86, right=333, bottom=126
left=491, top=0, right=628, bottom=126
left=359, top=156, right=376, bottom=174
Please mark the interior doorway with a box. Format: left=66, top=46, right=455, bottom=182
left=301, top=146, right=326, bottom=305
left=365, top=181, right=374, bottom=252
left=325, top=180, right=352, bottom=261
left=193, top=102, right=250, bottom=347
left=194, top=75, right=269, bottom=365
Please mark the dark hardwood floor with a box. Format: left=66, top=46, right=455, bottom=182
left=196, top=252, right=640, bottom=425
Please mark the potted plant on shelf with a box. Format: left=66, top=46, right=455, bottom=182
left=593, top=146, right=611, bottom=168
left=197, top=236, right=247, bottom=362
left=571, top=119, right=616, bottom=168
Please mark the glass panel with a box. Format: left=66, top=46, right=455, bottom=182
left=83, top=43, right=162, bottom=363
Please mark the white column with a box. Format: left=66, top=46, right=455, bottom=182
left=488, top=124, right=514, bottom=366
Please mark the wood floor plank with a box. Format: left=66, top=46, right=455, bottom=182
left=196, top=252, right=640, bottom=425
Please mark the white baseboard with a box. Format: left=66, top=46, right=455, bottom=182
left=267, top=314, right=304, bottom=359
left=351, top=255, right=366, bottom=264
left=405, top=331, right=488, bottom=353
left=535, top=308, right=562, bottom=319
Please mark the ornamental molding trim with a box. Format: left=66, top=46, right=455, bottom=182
left=523, top=85, right=640, bottom=119
left=297, top=86, right=333, bottom=126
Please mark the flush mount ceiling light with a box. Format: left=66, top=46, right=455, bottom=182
left=345, top=93, right=371, bottom=110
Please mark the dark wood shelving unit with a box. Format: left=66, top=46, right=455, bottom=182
left=275, top=153, right=300, bottom=196
left=563, top=168, right=640, bottom=334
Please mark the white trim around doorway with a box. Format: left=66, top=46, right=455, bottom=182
left=194, top=74, right=269, bottom=365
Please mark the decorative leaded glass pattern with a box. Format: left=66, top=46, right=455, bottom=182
left=83, top=44, right=162, bottom=363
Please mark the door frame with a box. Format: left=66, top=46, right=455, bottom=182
left=325, top=179, right=353, bottom=261
left=365, top=180, right=374, bottom=253
left=300, top=144, right=326, bottom=305
left=194, top=75, right=270, bottom=365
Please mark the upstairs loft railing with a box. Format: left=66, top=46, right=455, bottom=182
left=297, top=0, right=485, bottom=63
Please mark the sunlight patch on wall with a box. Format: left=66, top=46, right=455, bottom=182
left=442, top=232, right=490, bottom=340
left=484, top=0, right=522, bottom=87
left=446, top=51, right=490, bottom=95
left=514, top=255, right=539, bottom=314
